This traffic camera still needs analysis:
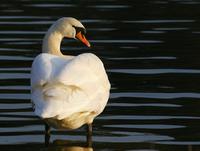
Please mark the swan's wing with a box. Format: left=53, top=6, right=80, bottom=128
left=31, top=53, right=54, bottom=113
left=31, top=53, right=110, bottom=120
left=31, top=53, right=71, bottom=118
left=31, top=53, right=68, bottom=87
left=58, top=53, right=110, bottom=92
left=57, top=53, right=110, bottom=118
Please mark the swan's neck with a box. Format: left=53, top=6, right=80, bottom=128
left=42, top=28, right=64, bottom=56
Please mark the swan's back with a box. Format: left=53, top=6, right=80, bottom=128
left=31, top=53, right=110, bottom=129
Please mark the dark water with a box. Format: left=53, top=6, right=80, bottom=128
left=1, top=0, right=200, bottom=150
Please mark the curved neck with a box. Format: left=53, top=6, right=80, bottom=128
left=42, top=29, right=64, bottom=56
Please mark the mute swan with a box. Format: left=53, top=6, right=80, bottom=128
left=31, top=17, right=110, bottom=146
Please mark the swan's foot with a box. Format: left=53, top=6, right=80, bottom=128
left=45, top=123, right=51, bottom=147
left=86, top=123, right=92, bottom=147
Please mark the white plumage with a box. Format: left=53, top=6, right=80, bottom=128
left=31, top=17, right=110, bottom=130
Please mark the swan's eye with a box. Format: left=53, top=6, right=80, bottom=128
left=73, top=26, right=86, bottom=35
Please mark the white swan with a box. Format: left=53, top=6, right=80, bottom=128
left=30, top=17, right=110, bottom=145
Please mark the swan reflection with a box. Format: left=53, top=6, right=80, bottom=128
left=48, top=139, right=93, bottom=151
left=53, top=146, right=93, bottom=151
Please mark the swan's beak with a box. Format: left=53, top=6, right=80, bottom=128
left=76, top=32, right=91, bottom=47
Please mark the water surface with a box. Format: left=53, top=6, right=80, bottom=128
left=0, top=0, right=200, bottom=150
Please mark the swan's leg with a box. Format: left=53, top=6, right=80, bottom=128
left=45, top=123, right=50, bottom=147
left=87, top=123, right=92, bottom=147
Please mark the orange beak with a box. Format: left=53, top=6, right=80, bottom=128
left=76, top=32, right=91, bottom=47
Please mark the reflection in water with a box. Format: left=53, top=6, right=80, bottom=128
left=51, top=140, right=93, bottom=151
left=51, top=144, right=92, bottom=151
left=54, top=146, right=93, bottom=151
left=0, top=0, right=200, bottom=151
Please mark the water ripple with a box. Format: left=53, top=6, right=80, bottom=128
left=91, top=40, right=163, bottom=44
left=111, top=92, right=200, bottom=99
left=124, top=20, right=195, bottom=24
left=103, top=124, right=185, bottom=129
left=108, top=69, right=200, bottom=74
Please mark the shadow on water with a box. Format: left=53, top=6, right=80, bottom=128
left=1, top=0, right=200, bottom=150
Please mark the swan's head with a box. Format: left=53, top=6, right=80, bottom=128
left=53, top=17, right=90, bottom=47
